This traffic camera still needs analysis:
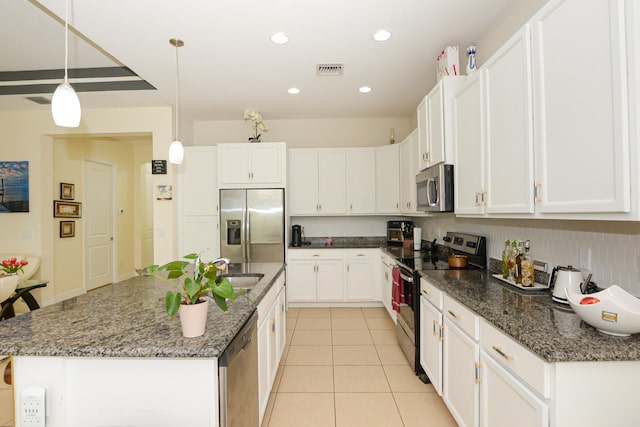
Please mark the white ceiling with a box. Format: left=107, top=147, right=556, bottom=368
left=1, top=0, right=514, bottom=124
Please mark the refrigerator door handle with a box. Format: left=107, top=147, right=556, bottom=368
left=244, top=202, right=250, bottom=262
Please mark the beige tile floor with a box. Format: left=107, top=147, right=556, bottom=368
left=261, top=307, right=457, bottom=427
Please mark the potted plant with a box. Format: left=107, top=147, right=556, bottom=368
left=244, top=109, right=269, bottom=142
left=0, top=257, right=28, bottom=302
left=149, top=253, right=238, bottom=337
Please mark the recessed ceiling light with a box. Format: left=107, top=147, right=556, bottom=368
left=271, top=32, right=289, bottom=44
left=359, top=86, right=372, bottom=93
left=288, top=88, right=301, bottom=95
left=373, top=30, right=392, bottom=42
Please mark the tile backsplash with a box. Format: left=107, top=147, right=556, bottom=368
left=414, top=215, right=640, bottom=296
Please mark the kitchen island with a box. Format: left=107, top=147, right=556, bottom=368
left=0, top=262, right=284, bottom=427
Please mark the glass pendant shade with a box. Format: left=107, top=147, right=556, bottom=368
left=169, top=139, right=184, bottom=164
left=51, top=78, right=81, bottom=127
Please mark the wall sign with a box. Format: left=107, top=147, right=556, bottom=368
left=151, top=160, right=167, bottom=175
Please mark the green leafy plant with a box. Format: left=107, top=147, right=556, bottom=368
left=149, top=253, right=237, bottom=319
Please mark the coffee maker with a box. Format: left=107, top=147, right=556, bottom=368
left=291, top=225, right=302, bottom=247
left=387, top=220, right=413, bottom=245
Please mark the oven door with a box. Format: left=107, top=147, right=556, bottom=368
left=396, top=265, right=418, bottom=372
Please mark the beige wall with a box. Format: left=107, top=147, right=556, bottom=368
left=194, top=117, right=412, bottom=148
left=0, top=107, right=173, bottom=305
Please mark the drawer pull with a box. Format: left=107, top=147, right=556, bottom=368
left=492, top=346, right=514, bottom=361
left=447, top=310, right=458, bottom=319
left=422, top=289, right=431, bottom=297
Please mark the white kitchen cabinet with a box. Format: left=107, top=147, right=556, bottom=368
left=453, top=72, right=486, bottom=215
left=379, top=252, right=396, bottom=322
left=417, top=77, right=465, bottom=171
left=442, top=295, right=480, bottom=427
left=218, top=142, right=286, bottom=188
left=257, top=271, right=286, bottom=425
left=345, top=250, right=376, bottom=301
left=419, top=278, right=443, bottom=395
left=346, top=148, right=376, bottom=214
left=288, top=149, right=347, bottom=215
left=479, top=319, right=550, bottom=427
left=484, top=25, right=535, bottom=214
left=177, top=146, right=219, bottom=257
left=399, top=130, right=419, bottom=214
left=286, top=250, right=345, bottom=302
left=531, top=0, right=630, bottom=214
left=375, top=144, right=400, bottom=213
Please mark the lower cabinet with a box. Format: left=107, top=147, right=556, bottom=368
left=419, top=291, right=443, bottom=395
left=287, top=249, right=378, bottom=303
left=480, top=350, right=548, bottom=427
left=442, top=295, right=480, bottom=427
left=258, top=271, right=286, bottom=425
left=380, top=253, right=396, bottom=321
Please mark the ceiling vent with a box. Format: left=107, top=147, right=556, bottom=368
left=316, top=63, right=344, bottom=76
left=26, top=96, right=51, bottom=105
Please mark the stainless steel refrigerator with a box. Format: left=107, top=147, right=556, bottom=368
left=219, top=189, right=285, bottom=263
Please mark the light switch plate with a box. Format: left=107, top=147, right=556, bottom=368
left=579, top=248, right=592, bottom=271
left=21, top=386, right=45, bottom=426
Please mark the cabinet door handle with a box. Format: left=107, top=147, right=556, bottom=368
left=439, top=325, right=444, bottom=342
left=447, top=310, right=458, bottom=319
left=347, top=265, right=350, bottom=273
left=422, top=289, right=431, bottom=297
left=475, top=362, right=481, bottom=384
left=492, top=346, right=514, bottom=361
left=432, top=320, right=438, bottom=336
left=475, top=192, right=482, bottom=206
left=350, top=204, right=353, bottom=211
left=534, top=182, right=542, bottom=203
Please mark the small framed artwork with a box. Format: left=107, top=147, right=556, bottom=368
left=156, top=185, right=173, bottom=200
left=60, top=221, right=75, bottom=238
left=60, top=183, right=75, bottom=200
left=53, top=200, right=82, bottom=218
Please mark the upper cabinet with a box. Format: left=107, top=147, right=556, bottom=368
left=484, top=26, right=535, bottom=215
left=375, top=144, right=401, bottom=214
left=417, top=77, right=465, bottom=171
left=454, top=0, right=637, bottom=220
left=399, top=130, right=420, bottom=214
left=289, top=149, right=347, bottom=215
left=218, top=142, right=286, bottom=188
left=346, top=148, right=377, bottom=214
left=531, top=0, right=630, bottom=214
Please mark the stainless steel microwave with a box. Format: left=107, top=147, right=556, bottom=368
left=416, top=164, right=454, bottom=212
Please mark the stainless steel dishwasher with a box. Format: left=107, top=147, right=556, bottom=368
left=219, top=310, right=259, bottom=427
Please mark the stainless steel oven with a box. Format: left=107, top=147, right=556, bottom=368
left=395, top=262, right=421, bottom=376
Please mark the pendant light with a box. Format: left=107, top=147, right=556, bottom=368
left=51, top=0, right=81, bottom=127
left=168, top=38, right=185, bottom=165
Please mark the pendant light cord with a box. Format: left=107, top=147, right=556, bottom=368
left=174, top=41, right=180, bottom=141
left=64, top=0, right=69, bottom=81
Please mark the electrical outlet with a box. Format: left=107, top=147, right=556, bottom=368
left=21, top=386, right=45, bottom=426
left=579, top=248, right=592, bottom=271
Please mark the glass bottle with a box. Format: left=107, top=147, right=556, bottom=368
left=508, top=240, right=518, bottom=281
left=520, top=240, right=535, bottom=287
left=515, top=240, right=524, bottom=284
left=501, top=240, right=511, bottom=278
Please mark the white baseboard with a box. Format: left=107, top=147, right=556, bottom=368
left=117, top=271, right=137, bottom=282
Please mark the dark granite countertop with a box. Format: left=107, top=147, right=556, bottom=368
left=0, top=262, right=284, bottom=358
left=420, top=269, right=640, bottom=363
left=289, top=236, right=387, bottom=249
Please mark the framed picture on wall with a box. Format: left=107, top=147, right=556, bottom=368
left=60, top=183, right=75, bottom=200
left=60, top=221, right=75, bottom=238
left=53, top=200, right=82, bottom=218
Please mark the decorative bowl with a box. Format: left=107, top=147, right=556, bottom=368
left=566, top=285, right=640, bottom=336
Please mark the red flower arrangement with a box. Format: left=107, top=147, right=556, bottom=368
left=1, top=258, right=28, bottom=275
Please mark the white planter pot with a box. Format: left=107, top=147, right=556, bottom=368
left=178, top=298, right=209, bottom=338
left=0, top=274, right=19, bottom=302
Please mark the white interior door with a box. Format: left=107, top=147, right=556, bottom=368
left=143, top=165, right=154, bottom=267
left=85, top=160, right=114, bottom=290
